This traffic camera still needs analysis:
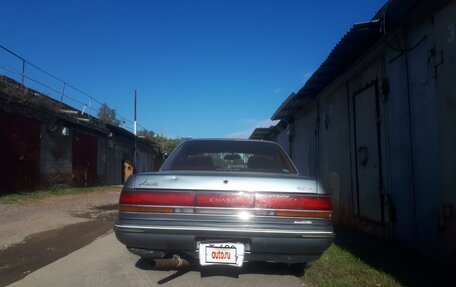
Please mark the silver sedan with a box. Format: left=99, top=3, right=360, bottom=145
left=115, top=139, right=334, bottom=270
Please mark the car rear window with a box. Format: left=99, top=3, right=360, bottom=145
left=161, top=140, right=297, bottom=174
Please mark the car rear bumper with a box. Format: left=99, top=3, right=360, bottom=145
left=114, top=222, right=334, bottom=263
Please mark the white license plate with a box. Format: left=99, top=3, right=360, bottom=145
left=198, top=242, right=245, bottom=267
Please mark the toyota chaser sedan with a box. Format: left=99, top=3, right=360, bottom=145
left=115, top=139, right=334, bottom=269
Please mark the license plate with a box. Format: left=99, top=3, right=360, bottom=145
left=198, top=242, right=245, bottom=267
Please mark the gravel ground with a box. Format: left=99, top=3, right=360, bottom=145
left=0, top=186, right=121, bottom=250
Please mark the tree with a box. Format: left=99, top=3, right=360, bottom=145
left=138, top=128, right=184, bottom=154
left=98, top=103, right=121, bottom=126
left=160, top=137, right=185, bottom=155
left=138, top=129, right=156, bottom=139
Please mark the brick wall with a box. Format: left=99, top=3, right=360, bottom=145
left=39, top=123, right=73, bottom=187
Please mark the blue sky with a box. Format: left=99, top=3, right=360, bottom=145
left=0, top=0, right=385, bottom=138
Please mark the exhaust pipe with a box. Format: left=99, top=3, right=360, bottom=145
left=150, top=255, right=190, bottom=269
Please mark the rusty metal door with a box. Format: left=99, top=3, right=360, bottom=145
left=72, top=132, right=97, bottom=187
left=353, top=81, right=384, bottom=223
left=0, top=112, right=41, bottom=194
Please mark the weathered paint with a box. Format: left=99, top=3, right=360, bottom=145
left=273, top=0, right=455, bottom=262
left=318, top=87, right=352, bottom=224
left=384, top=30, right=417, bottom=245
left=39, top=123, right=73, bottom=187
left=0, top=112, right=40, bottom=194
left=136, top=150, right=155, bottom=173
left=352, top=83, right=383, bottom=223
left=433, top=0, right=456, bottom=261
left=405, top=16, right=442, bottom=259
left=97, top=137, right=107, bottom=181
left=72, top=132, right=98, bottom=187
left=291, top=103, right=318, bottom=178
left=275, top=128, right=289, bottom=156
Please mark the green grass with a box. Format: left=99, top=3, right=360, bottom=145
left=0, top=185, right=120, bottom=203
left=302, top=228, right=451, bottom=287
left=303, top=244, right=400, bottom=287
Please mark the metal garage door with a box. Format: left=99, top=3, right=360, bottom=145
left=0, top=112, right=41, bottom=194
left=72, top=132, right=97, bottom=187
left=353, top=81, right=384, bottom=223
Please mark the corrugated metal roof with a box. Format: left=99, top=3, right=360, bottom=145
left=249, top=120, right=288, bottom=140
left=106, top=123, right=159, bottom=148
left=249, top=127, right=276, bottom=140
left=272, top=20, right=382, bottom=120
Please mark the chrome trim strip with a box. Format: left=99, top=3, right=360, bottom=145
left=194, top=207, right=333, bottom=213
left=119, top=204, right=333, bottom=213
left=114, top=224, right=335, bottom=237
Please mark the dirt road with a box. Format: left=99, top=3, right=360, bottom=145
left=7, top=233, right=305, bottom=287
left=0, top=186, right=306, bottom=287
left=0, top=187, right=122, bottom=249
left=0, top=187, right=121, bottom=286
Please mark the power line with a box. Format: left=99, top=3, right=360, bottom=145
left=0, top=44, right=144, bottom=131
left=0, top=63, right=94, bottom=109
left=0, top=44, right=104, bottom=106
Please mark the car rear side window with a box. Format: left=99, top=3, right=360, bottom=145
left=161, top=140, right=297, bottom=174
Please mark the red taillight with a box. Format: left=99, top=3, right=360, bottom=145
left=118, top=205, right=174, bottom=213
left=119, top=188, right=331, bottom=218
left=196, top=192, right=255, bottom=208
left=255, top=194, right=332, bottom=211
left=119, top=189, right=195, bottom=206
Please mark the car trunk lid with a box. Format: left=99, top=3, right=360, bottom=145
left=131, top=171, right=320, bottom=194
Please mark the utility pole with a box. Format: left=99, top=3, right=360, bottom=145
left=134, top=90, right=137, bottom=173
left=134, top=90, right=137, bottom=136
left=161, top=125, right=165, bottom=155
